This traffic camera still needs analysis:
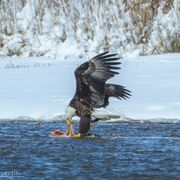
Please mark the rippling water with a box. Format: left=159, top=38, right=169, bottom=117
left=0, top=121, right=180, bottom=179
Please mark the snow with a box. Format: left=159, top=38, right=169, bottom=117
left=112, top=54, right=180, bottom=121
left=0, top=1, right=179, bottom=58
left=0, top=53, right=180, bottom=123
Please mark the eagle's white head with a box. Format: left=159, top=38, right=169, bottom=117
left=65, top=106, right=76, bottom=119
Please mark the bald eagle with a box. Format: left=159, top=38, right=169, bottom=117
left=65, top=52, right=131, bottom=137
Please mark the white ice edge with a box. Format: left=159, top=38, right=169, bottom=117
left=0, top=53, right=180, bottom=123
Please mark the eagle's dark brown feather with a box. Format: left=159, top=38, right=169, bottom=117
left=69, top=52, right=131, bottom=135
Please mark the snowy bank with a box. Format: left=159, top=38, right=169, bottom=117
left=0, top=1, right=179, bottom=58
left=0, top=54, right=180, bottom=122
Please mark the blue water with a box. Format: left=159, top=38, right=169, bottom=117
left=0, top=121, right=180, bottom=179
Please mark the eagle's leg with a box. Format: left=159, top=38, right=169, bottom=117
left=79, top=115, right=91, bottom=136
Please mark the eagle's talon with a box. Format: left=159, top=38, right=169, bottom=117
left=71, top=133, right=81, bottom=138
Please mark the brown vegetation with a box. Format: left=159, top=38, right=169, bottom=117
left=0, top=0, right=179, bottom=57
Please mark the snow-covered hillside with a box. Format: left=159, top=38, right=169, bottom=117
left=0, top=54, right=180, bottom=122
left=0, top=0, right=179, bottom=58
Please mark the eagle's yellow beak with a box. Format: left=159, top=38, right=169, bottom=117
left=66, top=118, right=72, bottom=126
left=66, top=118, right=74, bottom=136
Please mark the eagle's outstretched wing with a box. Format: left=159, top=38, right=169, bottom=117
left=74, top=52, right=120, bottom=108
left=103, top=84, right=131, bottom=107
